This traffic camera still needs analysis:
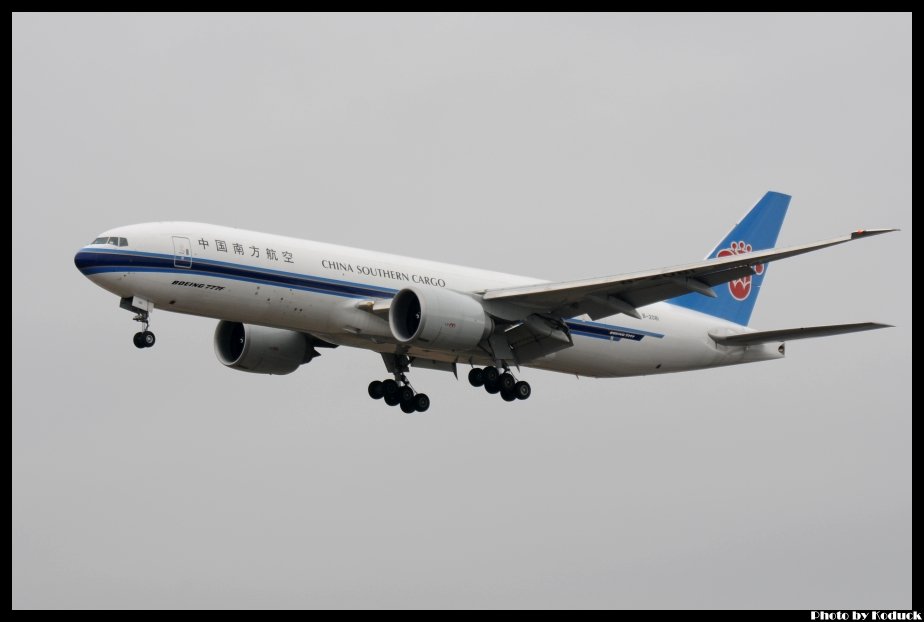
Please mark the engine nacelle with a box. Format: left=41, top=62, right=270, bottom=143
left=214, top=321, right=316, bottom=375
left=389, top=286, right=493, bottom=351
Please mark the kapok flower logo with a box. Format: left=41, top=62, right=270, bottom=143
left=717, top=241, right=765, bottom=301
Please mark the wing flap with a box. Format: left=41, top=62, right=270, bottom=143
left=710, top=322, right=892, bottom=346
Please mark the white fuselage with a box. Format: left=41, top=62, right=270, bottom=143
left=74, top=222, right=782, bottom=377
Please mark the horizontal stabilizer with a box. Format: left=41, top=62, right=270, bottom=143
left=710, top=322, right=892, bottom=346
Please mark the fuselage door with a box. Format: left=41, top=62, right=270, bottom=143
left=173, top=236, right=192, bottom=268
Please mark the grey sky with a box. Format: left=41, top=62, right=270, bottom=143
left=12, top=13, right=911, bottom=609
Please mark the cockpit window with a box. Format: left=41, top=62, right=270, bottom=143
left=91, top=236, right=129, bottom=247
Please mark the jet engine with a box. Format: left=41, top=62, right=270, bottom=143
left=214, top=321, right=317, bottom=375
left=389, top=287, right=493, bottom=352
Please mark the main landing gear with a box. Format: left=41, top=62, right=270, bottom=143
left=467, top=366, right=531, bottom=402
left=368, top=374, right=431, bottom=413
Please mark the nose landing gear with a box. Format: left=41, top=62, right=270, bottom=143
left=121, top=296, right=156, bottom=349
left=132, top=327, right=156, bottom=349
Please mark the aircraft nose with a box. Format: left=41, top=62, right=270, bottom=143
left=74, top=249, right=98, bottom=275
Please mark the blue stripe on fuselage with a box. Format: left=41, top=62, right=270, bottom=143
left=74, top=248, right=665, bottom=341
left=75, top=248, right=393, bottom=299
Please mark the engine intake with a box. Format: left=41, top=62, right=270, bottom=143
left=214, top=321, right=317, bottom=375
left=389, top=287, right=493, bottom=352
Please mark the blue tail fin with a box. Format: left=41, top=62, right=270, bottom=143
left=670, top=191, right=790, bottom=326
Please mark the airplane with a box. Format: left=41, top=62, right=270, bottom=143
left=74, top=191, right=894, bottom=413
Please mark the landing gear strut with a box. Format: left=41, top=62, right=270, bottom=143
left=468, top=365, right=531, bottom=402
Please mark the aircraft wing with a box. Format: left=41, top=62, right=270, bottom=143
left=481, top=229, right=895, bottom=321
left=709, top=322, right=891, bottom=346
